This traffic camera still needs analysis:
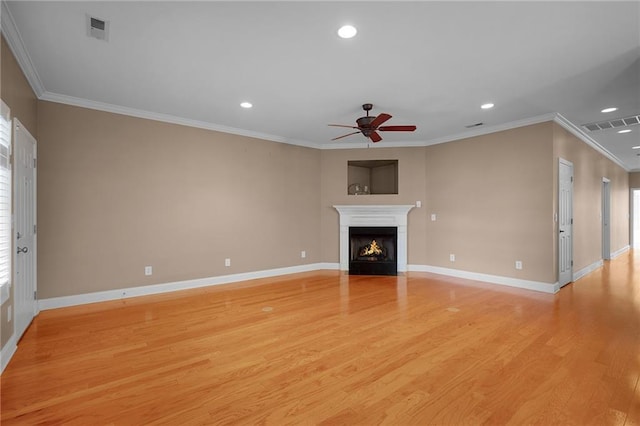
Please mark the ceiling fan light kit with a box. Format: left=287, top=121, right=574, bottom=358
left=329, top=103, right=417, bottom=143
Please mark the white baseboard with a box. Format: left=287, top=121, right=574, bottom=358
left=39, top=263, right=339, bottom=311
left=407, top=264, right=559, bottom=294
left=38, top=260, right=564, bottom=311
left=611, top=245, right=630, bottom=259
left=316, top=262, right=340, bottom=270
left=1, top=333, right=17, bottom=374
left=572, top=259, right=604, bottom=282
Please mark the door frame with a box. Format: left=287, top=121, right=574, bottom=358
left=602, top=177, right=611, bottom=260
left=631, top=188, right=640, bottom=249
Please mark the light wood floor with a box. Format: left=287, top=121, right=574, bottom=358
left=2, top=252, right=639, bottom=425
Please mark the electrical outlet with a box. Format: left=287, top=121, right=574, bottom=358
left=449, top=254, right=455, bottom=262
left=301, top=250, right=306, bottom=258
left=515, top=261, right=523, bottom=270
left=7, top=305, right=11, bottom=322
left=431, top=213, right=437, bottom=221
left=144, top=266, right=152, bottom=276
left=225, top=258, right=231, bottom=267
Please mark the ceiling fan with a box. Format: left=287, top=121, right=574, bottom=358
left=329, top=103, right=417, bottom=143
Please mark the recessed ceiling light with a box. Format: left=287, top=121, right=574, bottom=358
left=338, top=25, right=357, bottom=39
left=481, top=103, right=494, bottom=110
left=618, top=129, right=632, bottom=134
left=240, top=102, right=252, bottom=109
left=601, top=107, right=617, bottom=113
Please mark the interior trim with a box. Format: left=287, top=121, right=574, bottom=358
left=38, top=91, right=318, bottom=149
left=611, top=245, right=630, bottom=259
left=408, top=264, right=560, bottom=294
left=0, top=2, right=45, bottom=97
left=0, top=332, right=17, bottom=374
left=38, top=263, right=338, bottom=311
left=572, top=259, right=604, bottom=283
left=553, top=113, right=628, bottom=171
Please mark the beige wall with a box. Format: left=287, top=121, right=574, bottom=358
left=630, top=172, right=640, bottom=188
left=553, top=124, right=629, bottom=272
left=424, top=123, right=555, bottom=284
left=1, top=36, right=38, bottom=349
left=320, top=147, right=429, bottom=266
left=37, top=101, right=321, bottom=298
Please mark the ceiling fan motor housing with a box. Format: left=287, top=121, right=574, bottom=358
left=356, top=116, right=375, bottom=128
left=356, top=116, right=375, bottom=137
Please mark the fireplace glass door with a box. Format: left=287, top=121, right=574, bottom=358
left=349, top=226, right=397, bottom=275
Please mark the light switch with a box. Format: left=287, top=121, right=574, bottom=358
left=431, top=213, right=437, bottom=221
left=416, top=201, right=422, bottom=208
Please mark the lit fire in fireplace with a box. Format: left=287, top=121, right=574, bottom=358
left=360, top=239, right=383, bottom=257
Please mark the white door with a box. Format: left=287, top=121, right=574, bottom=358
left=14, top=119, right=37, bottom=341
left=632, top=189, right=640, bottom=249
left=602, top=178, right=611, bottom=260
left=558, top=159, right=573, bottom=287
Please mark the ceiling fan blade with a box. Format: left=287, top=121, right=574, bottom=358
left=328, top=124, right=359, bottom=129
left=378, top=125, right=417, bottom=132
left=331, top=131, right=361, bottom=141
left=369, top=131, right=382, bottom=143
left=369, top=113, right=392, bottom=128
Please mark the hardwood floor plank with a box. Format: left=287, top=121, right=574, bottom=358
left=2, top=254, right=639, bottom=424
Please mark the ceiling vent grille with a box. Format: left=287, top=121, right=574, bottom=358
left=582, top=115, right=640, bottom=132
left=87, top=15, right=109, bottom=41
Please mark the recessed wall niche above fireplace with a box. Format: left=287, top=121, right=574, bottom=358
left=334, top=205, right=414, bottom=275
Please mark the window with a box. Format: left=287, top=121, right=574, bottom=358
left=0, top=100, right=11, bottom=305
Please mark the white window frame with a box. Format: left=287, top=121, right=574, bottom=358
left=0, top=100, right=11, bottom=306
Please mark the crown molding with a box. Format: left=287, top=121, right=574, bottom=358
left=422, top=113, right=559, bottom=147
left=31, top=91, right=639, bottom=171
left=319, top=114, right=558, bottom=150
left=39, top=91, right=319, bottom=149
left=0, top=1, right=44, bottom=97
left=552, top=113, right=629, bottom=172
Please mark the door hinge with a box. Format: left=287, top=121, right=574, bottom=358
left=33, top=224, right=37, bottom=234
left=571, top=218, right=573, bottom=224
left=33, top=158, right=37, bottom=168
left=571, top=260, right=573, bottom=266
left=33, top=290, right=37, bottom=300
left=571, top=176, right=573, bottom=182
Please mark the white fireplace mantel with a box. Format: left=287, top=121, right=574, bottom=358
left=334, top=205, right=414, bottom=272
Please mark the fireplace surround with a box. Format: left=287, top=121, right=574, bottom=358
left=334, top=205, right=414, bottom=274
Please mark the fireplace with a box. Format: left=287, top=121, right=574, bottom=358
left=349, top=226, right=397, bottom=275
left=334, top=205, right=414, bottom=273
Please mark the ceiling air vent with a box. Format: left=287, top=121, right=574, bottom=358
left=582, top=115, right=640, bottom=132
left=87, top=15, right=109, bottom=41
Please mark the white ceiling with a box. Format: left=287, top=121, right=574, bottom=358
left=2, top=1, right=640, bottom=169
